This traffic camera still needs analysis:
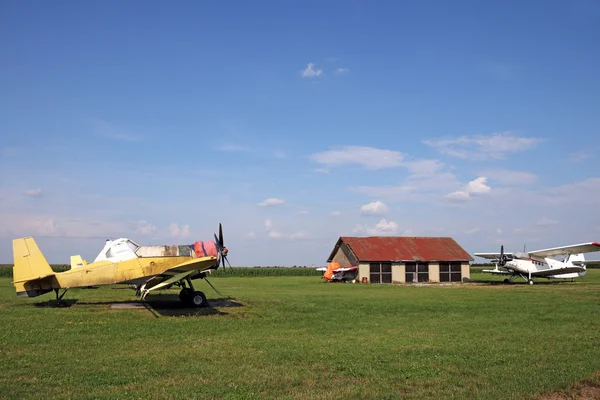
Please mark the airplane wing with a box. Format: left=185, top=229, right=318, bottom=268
left=528, top=242, right=600, bottom=258
left=474, top=252, right=515, bottom=260
left=481, top=269, right=512, bottom=275
left=335, top=267, right=358, bottom=272
left=530, top=266, right=586, bottom=277
left=139, top=256, right=217, bottom=299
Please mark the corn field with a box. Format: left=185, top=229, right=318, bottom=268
left=0, top=265, right=323, bottom=278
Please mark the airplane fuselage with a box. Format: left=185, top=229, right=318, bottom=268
left=503, top=258, right=586, bottom=279
left=16, top=255, right=217, bottom=297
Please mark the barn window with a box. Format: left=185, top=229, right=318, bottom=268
left=405, top=262, right=429, bottom=283
left=440, top=262, right=462, bottom=282
left=369, top=262, right=392, bottom=284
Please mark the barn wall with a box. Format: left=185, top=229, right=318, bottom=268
left=392, top=263, right=405, bottom=283
left=461, top=263, right=470, bottom=280
left=428, top=263, right=440, bottom=283
left=340, top=243, right=359, bottom=265
left=331, top=246, right=351, bottom=267
left=358, top=263, right=369, bottom=282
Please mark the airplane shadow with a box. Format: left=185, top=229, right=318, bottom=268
left=142, top=295, right=244, bottom=318
left=34, top=299, right=79, bottom=308
left=469, top=279, right=572, bottom=286
left=32, top=294, right=243, bottom=317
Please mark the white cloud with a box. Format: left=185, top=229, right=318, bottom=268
left=353, top=219, right=399, bottom=236
left=360, top=200, right=389, bottom=216
left=466, top=177, right=491, bottom=194
left=464, top=228, right=481, bottom=235
left=402, top=159, right=445, bottom=177
left=444, top=191, right=471, bottom=202
left=568, top=152, right=590, bottom=163
left=245, top=231, right=257, bottom=239
left=169, top=223, right=190, bottom=238
left=268, top=230, right=284, bottom=239
left=314, top=168, right=330, bottom=174
left=331, top=211, right=341, bottom=216
left=309, top=146, right=404, bottom=170
left=496, top=228, right=503, bottom=234
left=258, top=198, right=285, bottom=207
left=444, top=177, right=491, bottom=202
left=273, top=150, right=286, bottom=159
left=136, top=220, right=157, bottom=235
left=24, top=188, right=43, bottom=198
left=537, top=217, right=558, bottom=226
left=335, top=68, right=349, bottom=74
left=301, top=63, right=323, bottom=78
left=424, top=132, right=543, bottom=160
left=480, top=169, right=537, bottom=185
left=299, top=210, right=309, bottom=215
left=264, top=218, right=310, bottom=240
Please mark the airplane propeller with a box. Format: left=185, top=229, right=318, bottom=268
left=499, top=244, right=507, bottom=266
left=214, top=223, right=232, bottom=271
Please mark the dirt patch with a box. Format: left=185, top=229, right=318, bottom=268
left=534, top=372, right=600, bottom=400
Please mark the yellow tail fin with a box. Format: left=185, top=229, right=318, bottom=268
left=13, top=237, right=55, bottom=283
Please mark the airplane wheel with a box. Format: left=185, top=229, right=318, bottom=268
left=528, top=279, right=534, bottom=285
left=503, top=279, right=510, bottom=284
left=190, top=291, right=207, bottom=308
left=179, top=288, right=194, bottom=303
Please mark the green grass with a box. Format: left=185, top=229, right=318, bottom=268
left=1, top=269, right=599, bottom=399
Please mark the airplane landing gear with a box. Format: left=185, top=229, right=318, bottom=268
left=528, top=279, right=534, bottom=285
left=54, top=288, right=69, bottom=307
left=178, top=278, right=208, bottom=308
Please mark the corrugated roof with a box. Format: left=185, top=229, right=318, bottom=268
left=328, top=236, right=473, bottom=262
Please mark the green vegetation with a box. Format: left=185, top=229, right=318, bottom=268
left=0, top=265, right=322, bottom=278
left=1, top=269, right=599, bottom=399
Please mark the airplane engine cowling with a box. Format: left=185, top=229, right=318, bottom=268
left=193, top=240, right=218, bottom=258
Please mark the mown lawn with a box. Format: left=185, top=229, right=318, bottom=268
left=1, top=269, right=599, bottom=399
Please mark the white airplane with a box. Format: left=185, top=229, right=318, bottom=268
left=474, top=242, right=600, bottom=284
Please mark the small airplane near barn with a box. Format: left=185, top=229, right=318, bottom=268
left=317, top=262, right=359, bottom=283
left=474, top=242, right=600, bottom=284
left=12, top=224, right=231, bottom=307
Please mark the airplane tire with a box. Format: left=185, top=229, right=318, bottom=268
left=179, top=288, right=194, bottom=303
left=528, top=279, right=534, bottom=285
left=503, top=279, right=510, bottom=284
left=190, top=291, right=208, bottom=308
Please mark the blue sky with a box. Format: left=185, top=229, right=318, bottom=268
left=1, top=0, right=599, bottom=265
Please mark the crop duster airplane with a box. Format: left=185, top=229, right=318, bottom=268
left=12, top=224, right=231, bottom=307
left=474, top=242, right=600, bottom=284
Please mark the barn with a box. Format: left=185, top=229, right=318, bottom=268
left=326, top=236, right=473, bottom=284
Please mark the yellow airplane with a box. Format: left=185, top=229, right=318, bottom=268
left=12, top=224, right=230, bottom=307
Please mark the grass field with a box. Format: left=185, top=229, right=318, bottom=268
left=1, top=269, right=599, bottom=399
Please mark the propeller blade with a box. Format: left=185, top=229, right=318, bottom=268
left=219, top=223, right=224, bottom=247
left=500, top=244, right=505, bottom=266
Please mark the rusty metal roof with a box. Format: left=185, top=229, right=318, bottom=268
left=328, top=236, right=473, bottom=262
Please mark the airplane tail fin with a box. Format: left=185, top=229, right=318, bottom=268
left=566, top=253, right=587, bottom=276
left=70, top=255, right=87, bottom=269
left=13, top=237, right=56, bottom=297
left=566, top=253, right=585, bottom=265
